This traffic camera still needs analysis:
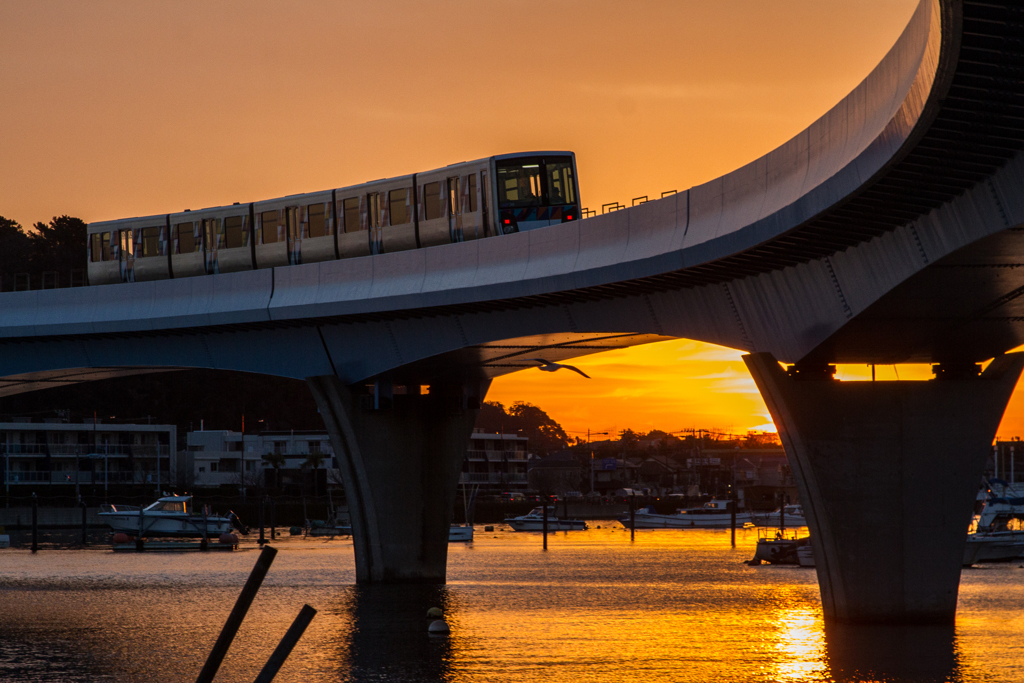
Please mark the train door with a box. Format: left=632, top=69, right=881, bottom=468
left=285, top=206, right=300, bottom=265
left=203, top=218, right=220, bottom=274
left=118, top=229, right=135, bottom=282
left=368, top=192, right=383, bottom=254
left=481, top=170, right=493, bottom=237
left=447, top=176, right=462, bottom=242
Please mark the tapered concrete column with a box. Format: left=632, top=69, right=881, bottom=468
left=307, top=375, right=489, bottom=583
left=744, top=352, right=1024, bottom=624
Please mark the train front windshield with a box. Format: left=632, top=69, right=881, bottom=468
left=496, top=156, right=578, bottom=232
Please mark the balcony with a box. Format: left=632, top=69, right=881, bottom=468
left=0, top=444, right=170, bottom=456
left=465, top=449, right=528, bottom=462
left=459, top=473, right=528, bottom=484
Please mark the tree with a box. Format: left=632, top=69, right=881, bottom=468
left=0, top=216, right=32, bottom=290
left=29, top=215, right=87, bottom=284
left=262, top=451, right=286, bottom=489
left=474, top=400, right=569, bottom=455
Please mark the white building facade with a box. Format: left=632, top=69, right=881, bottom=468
left=183, top=430, right=337, bottom=488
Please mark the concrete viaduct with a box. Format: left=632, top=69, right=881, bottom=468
left=3, top=0, right=1024, bottom=624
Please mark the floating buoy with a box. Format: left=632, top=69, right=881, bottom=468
left=428, top=619, right=450, bottom=634
left=219, top=533, right=238, bottom=545
left=289, top=526, right=303, bottom=536
left=426, top=607, right=443, bottom=619
left=112, top=533, right=132, bottom=544
left=484, top=526, right=494, bottom=532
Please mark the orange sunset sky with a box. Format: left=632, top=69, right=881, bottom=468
left=5, top=1, right=1024, bottom=439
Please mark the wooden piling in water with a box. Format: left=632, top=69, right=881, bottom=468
left=31, top=493, right=38, bottom=553
left=542, top=500, right=548, bottom=550
left=81, top=499, right=88, bottom=547
left=629, top=495, right=635, bottom=542
left=253, top=604, right=317, bottom=683
left=195, top=545, right=278, bottom=683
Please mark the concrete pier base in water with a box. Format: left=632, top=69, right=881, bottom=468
left=744, top=352, right=1024, bottom=624
left=307, top=375, right=488, bottom=583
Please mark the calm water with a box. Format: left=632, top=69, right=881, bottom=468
left=1, top=526, right=1023, bottom=682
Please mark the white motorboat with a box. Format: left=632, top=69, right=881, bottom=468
left=620, top=499, right=753, bottom=529
left=99, top=495, right=244, bottom=539
left=754, top=504, right=807, bottom=527
left=506, top=507, right=587, bottom=531
left=963, top=531, right=1024, bottom=565
left=963, top=480, right=1024, bottom=564
left=449, top=525, right=474, bottom=542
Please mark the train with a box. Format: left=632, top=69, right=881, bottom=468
left=87, top=151, right=581, bottom=285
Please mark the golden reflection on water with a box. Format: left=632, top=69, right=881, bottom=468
left=770, top=606, right=827, bottom=682
left=2, top=527, right=1024, bottom=682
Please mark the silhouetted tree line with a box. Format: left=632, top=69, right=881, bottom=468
left=0, top=214, right=87, bottom=291
left=475, top=400, right=570, bottom=455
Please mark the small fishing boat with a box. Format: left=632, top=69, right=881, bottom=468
left=750, top=528, right=810, bottom=565
left=620, top=499, right=753, bottom=529
left=506, top=507, right=587, bottom=531
left=449, top=525, right=474, bottom=542
left=99, top=495, right=245, bottom=539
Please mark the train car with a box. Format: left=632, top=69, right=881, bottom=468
left=253, top=190, right=336, bottom=268
left=168, top=203, right=254, bottom=276
left=493, top=152, right=579, bottom=232
left=415, top=158, right=493, bottom=246
left=87, top=213, right=169, bottom=284
left=86, top=151, right=580, bottom=286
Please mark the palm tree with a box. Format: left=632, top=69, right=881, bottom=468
left=261, top=451, right=286, bottom=489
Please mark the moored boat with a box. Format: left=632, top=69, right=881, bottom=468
left=449, top=525, right=474, bottom=542
left=99, top=495, right=245, bottom=539
left=619, top=499, right=752, bottom=529
left=506, top=507, right=587, bottom=531
left=754, top=504, right=807, bottom=528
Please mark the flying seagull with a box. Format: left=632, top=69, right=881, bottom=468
left=525, top=358, right=591, bottom=379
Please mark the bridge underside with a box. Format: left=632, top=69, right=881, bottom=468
left=806, top=227, right=1024, bottom=365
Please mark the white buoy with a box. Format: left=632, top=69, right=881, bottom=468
left=428, top=619, right=450, bottom=634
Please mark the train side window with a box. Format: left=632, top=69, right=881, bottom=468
left=423, top=182, right=442, bottom=220
left=367, top=193, right=381, bottom=229
left=90, top=234, right=102, bottom=262
left=224, top=216, right=246, bottom=249
left=343, top=198, right=361, bottom=232
left=261, top=211, right=279, bottom=244
left=307, top=203, right=327, bottom=238
left=468, top=174, right=478, bottom=213
left=141, top=227, right=161, bottom=257
left=388, top=188, right=408, bottom=226
left=176, top=222, right=195, bottom=253
left=447, top=177, right=461, bottom=216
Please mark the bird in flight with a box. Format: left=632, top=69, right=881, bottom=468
left=524, top=359, right=591, bottom=378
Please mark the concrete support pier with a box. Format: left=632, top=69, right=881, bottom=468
left=307, top=375, right=488, bottom=583
left=744, top=352, right=1024, bottom=624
